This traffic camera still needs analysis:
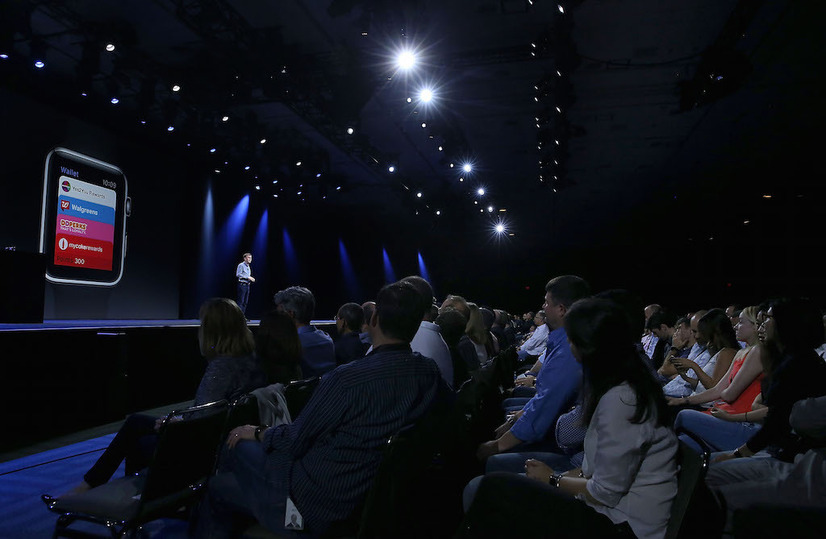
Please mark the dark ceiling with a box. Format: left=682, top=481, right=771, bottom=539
left=3, top=0, right=825, bottom=306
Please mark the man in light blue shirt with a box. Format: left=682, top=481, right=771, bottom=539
left=235, top=252, right=255, bottom=315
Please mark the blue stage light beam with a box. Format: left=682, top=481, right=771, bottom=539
left=382, top=247, right=396, bottom=284
left=252, top=208, right=268, bottom=285
left=198, top=182, right=216, bottom=297
left=417, top=251, right=432, bottom=287
left=339, top=239, right=362, bottom=300
left=217, top=194, right=249, bottom=264
left=282, top=228, right=300, bottom=284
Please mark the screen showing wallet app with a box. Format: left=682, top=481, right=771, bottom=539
left=53, top=176, right=116, bottom=271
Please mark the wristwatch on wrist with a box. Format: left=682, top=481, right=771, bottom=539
left=549, top=472, right=564, bottom=488
left=254, top=425, right=268, bottom=442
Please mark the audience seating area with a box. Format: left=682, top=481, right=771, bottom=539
left=4, top=291, right=826, bottom=538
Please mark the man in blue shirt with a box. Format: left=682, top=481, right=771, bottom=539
left=476, top=275, right=590, bottom=464
left=274, top=286, right=336, bottom=378
left=235, top=252, right=255, bottom=315
left=196, top=280, right=449, bottom=537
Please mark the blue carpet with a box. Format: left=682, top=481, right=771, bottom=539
left=0, top=434, right=188, bottom=538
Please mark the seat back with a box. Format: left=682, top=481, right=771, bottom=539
left=283, top=376, right=320, bottom=419
left=227, top=393, right=261, bottom=431
left=490, top=345, right=518, bottom=390
left=665, top=429, right=711, bottom=539
left=357, top=401, right=453, bottom=538
left=137, top=399, right=229, bottom=516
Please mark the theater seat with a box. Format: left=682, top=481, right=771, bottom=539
left=45, top=400, right=230, bottom=538
left=666, top=429, right=713, bottom=539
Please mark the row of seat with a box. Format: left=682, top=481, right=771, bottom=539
left=44, top=346, right=716, bottom=538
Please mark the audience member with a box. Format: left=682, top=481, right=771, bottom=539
left=274, top=286, right=335, bottom=378
left=661, top=311, right=713, bottom=398
left=641, top=303, right=662, bottom=359
left=475, top=275, right=590, bottom=465
left=256, top=310, right=303, bottom=384
left=658, top=316, right=693, bottom=380
left=669, top=308, right=738, bottom=395
left=334, top=302, right=369, bottom=365
left=440, top=294, right=480, bottom=377
left=515, top=311, right=549, bottom=362
left=465, top=302, right=494, bottom=366
left=401, top=275, right=454, bottom=387
left=435, top=308, right=472, bottom=388
left=462, top=298, right=677, bottom=539
left=516, top=311, right=534, bottom=338
left=53, top=298, right=266, bottom=498
left=440, top=294, right=471, bottom=320
left=359, top=301, right=375, bottom=345
left=645, top=309, right=678, bottom=370
left=492, top=309, right=516, bottom=350
left=726, top=303, right=742, bottom=327
left=479, top=307, right=500, bottom=357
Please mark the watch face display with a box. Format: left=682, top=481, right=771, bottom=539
left=40, top=148, right=128, bottom=286
left=54, top=176, right=117, bottom=271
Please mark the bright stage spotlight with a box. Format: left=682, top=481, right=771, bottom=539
left=396, top=50, right=416, bottom=71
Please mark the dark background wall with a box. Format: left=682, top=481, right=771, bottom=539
left=3, top=83, right=825, bottom=323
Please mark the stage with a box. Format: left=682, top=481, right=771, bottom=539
left=0, top=318, right=337, bottom=332
left=0, top=319, right=203, bottom=332
left=0, top=318, right=335, bottom=454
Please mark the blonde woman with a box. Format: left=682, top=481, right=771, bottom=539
left=672, top=306, right=766, bottom=451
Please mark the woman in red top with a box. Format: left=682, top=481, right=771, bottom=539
left=670, top=306, right=767, bottom=451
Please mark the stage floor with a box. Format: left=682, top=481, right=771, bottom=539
left=0, top=319, right=204, bottom=332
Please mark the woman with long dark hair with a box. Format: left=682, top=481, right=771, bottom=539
left=255, top=310, right=303, bottom=384
left=461, top=298, right=677, bottom=539
left=668, top=308, right=739, bottom=395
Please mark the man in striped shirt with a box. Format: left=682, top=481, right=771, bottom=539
left=197, top=279, right=450, bottom=537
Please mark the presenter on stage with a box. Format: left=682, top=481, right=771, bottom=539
left=236, top=252, right=255, bottom=316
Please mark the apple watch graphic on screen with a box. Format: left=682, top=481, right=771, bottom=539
left=39, top=148, right=131, bottom=286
